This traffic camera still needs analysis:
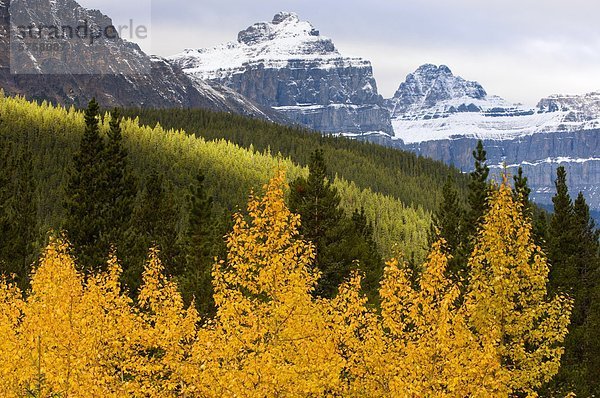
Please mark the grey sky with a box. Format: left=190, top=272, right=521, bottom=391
left=78, top=0, right=600, bottom=106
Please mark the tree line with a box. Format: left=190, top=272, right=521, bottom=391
left=0, top=169, right=572, bottom=397
left=1, top=94, right=598, bottom=394
left=433, top=140, right=600, bottom=396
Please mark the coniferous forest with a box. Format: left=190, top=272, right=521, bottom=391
left=1, top=93, right=599, bottom=396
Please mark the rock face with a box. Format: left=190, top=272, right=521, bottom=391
left=0, top=0, right=280, bottom=121
left=375, top=64, right=600, bottom=209
left=386, top=64, right=487, bottom=117
left=169, top=12, right=392, bottom=135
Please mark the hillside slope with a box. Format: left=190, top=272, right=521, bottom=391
left=123, top=107, right=468, bottom=214
left=0, top=92, right=431, bottom=260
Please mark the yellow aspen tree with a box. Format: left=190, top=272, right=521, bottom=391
left=190, top=170, right=343, bottom=397
left=327, top=271, right=387, bottom=397
left=18, top=238, right=88, bottom=397
left=77, top=254, right=139, bottom=397
left=379, top=241, right=506, bottom=397
left=0, top=277, right=24, bottom=394
left=131, top=248, right=199, bottom=397
left=466, top=177, right=573, bottom=396
left=4, top=238, right=136, bottom=397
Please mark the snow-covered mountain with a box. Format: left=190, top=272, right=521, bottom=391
left=0, top=0, right=280, bottom=119
left=385, top=65, right=600, bottom=144
left=168, top=12, right=600, bottom=210
left=380, top=64, right=600, bottom=209
left=170, top=12, right=392, bottom=135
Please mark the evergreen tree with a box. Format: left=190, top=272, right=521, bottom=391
left=124, top=171, right=180, bottom=292
left=289, top=149, right=348, bottom=298
left=350, top=207, right=384, bottom=304
left=289, top=150, right=382, bottom=298
left=546, top=167, right=600, bottom=396
left=513, top=166, right=531, bottom=211
left=0, top=141, right=39, bottom=288
left=100, top=109, right=136, bottom=259
left=513, top=166, right=549, bottom=247
left=64, top=98, right=106, bottom=270
left=532, top=207, right=550, bottom=249
left=552, top=192, right=600, bottom=396
left=548, top=166, right=577, bottom=294
left=466, top=140, right=490, bottom=236
left=431, top=176, right=467, bottom=283
left=180, top=172, right=221, bottom=316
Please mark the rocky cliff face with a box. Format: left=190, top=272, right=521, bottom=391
left=375, top=64, right=600, bottom=209
left=170, top=12, right=392, bottom=135
left=393, top=131, right=600, bottom=209
left=386, top=64, right=488, bottom=117
left=0, top=0, right=280, bottom=120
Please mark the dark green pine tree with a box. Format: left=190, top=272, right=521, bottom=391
left=561, top=192, right=600, bottom=397
left=179, top=172, right=222, bottom=317
left=512, top=166, right=549, bottom=247
left=124, top=171, right=180, bottom=292
left=466, top=140, right=490, bottom=239
left=513, top=166, right=531, bottom=211
left=350, top=207, right=384, bottom=305
left=545, top=167, right=600, bottom=396
left=64, top=98, right=107, bottom=271
left=0, top=139, right=12, bottom=274
left=585, top=275, right=600, bottom=397
left=548, top=166, right=577, bottom=294
left=289, top=149, right=354, bottom=298
left=290, top=149, right=346, bottom=297
left=431, top=175, right=467, bottom=284
left=0, top=141, right=39, bottom=288
left=100, top=109, right=136, bottom=260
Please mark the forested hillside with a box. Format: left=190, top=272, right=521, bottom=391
left=0, top=92, right=431, bottom=305
left=0, top=171, right=573, bottom=396
left=121, top=108, right=469, bottom=212
left=2, top=92, right=600, bottom=395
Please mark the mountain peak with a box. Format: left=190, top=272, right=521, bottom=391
left=237, top=12, right=320, bottom=46
left=416, top=64, right=452, bottom=75
left=170, top=12, right=348, bottom=80
left=387, top=64, right=488, bottom=115
left=272, top=11, right=299, bottom=24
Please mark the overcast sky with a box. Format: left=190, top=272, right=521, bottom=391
left=79, top=0, right=600, bottom=106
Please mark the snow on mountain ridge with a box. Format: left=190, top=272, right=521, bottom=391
left=169, top=12, right=392, bottom=136
left=387, top=64, right=600, bottom=144
left=537, top=92, right=600, bottom=118
left=387, top=64, right=489, bottom=117
left=169, top=12, right=370, bottom=81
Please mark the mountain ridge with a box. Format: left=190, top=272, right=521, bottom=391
left=0, top=0, right=283, bottom=121
left=169, top=12, right=393, bottom=136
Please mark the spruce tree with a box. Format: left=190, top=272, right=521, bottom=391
left=466, top=140, right=490, bottom=235
left=124, top=171, right=180, bottom=291
left=289, top=149, right=383, bottom=298
left=0, top=141, right=39, bottom=288
left=180, top=172, right=221, bottom=316
left=64, top=99, right=107, bottom=270
left=546, top=167, right=600, bottom=396
left=548, top=166, right=577, bottom=294
left=513, top=166, right=549, bottom=247
left=289, top=149, right=347, bottom=298
left=350, top=207, right=384, bottom=304
left=100, top=108, right=136, bottom=257
left=431, top=175, right=467, bottom=283
left=513, top=166, right=531, bottom=211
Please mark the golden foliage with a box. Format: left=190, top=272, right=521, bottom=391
left=190, top=170, right=344, bottom=396
left=378, top=241, right=507, bottom=397
left=466, top=176, right=573, bottom=397
left=0, top=172, right=572, bottom=397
